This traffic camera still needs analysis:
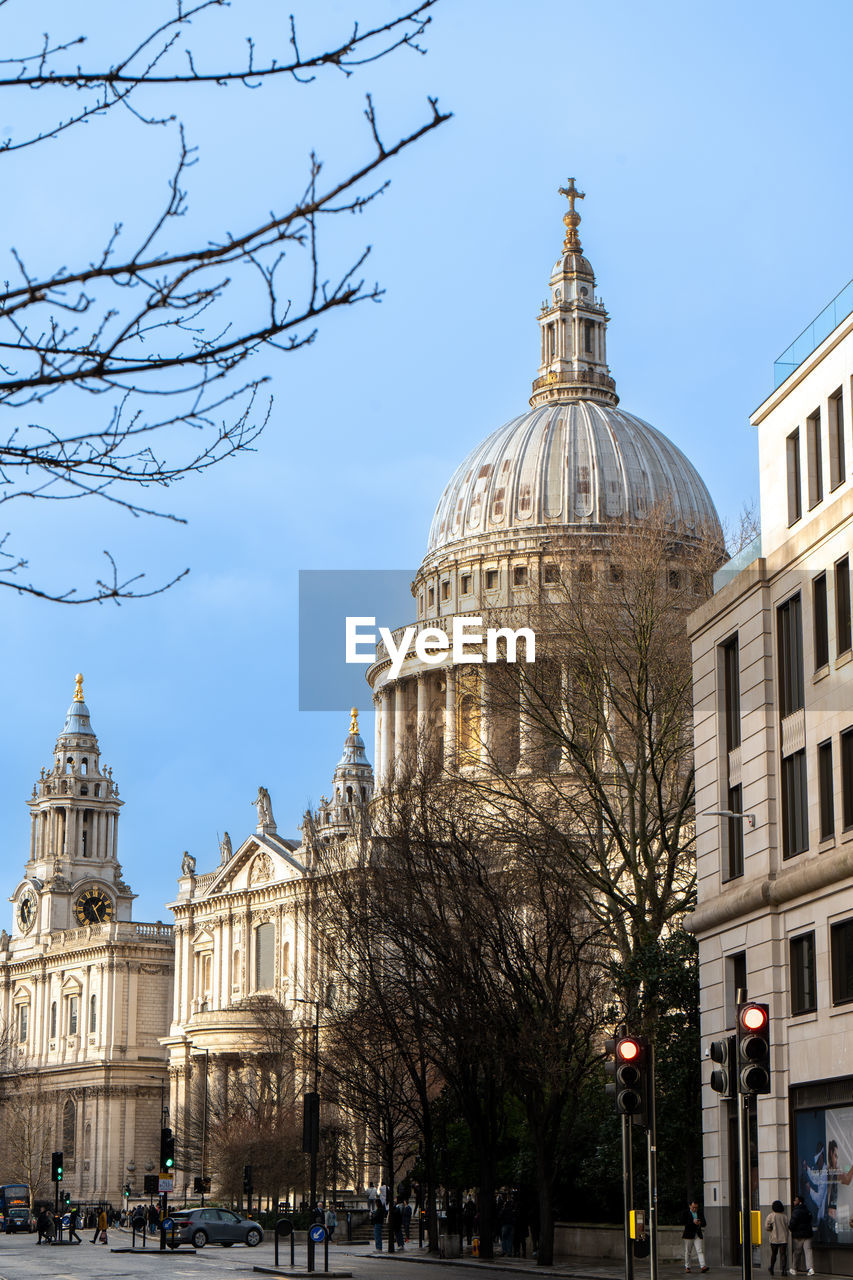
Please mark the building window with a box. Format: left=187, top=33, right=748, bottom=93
left=722, top=635, right=741, bottom=751
left=814, top=573, right=829, bottom=669
left=726, top=784, right=744, bottom=881
left=63, top=1098, right=76, bottom=1160
left=842, top=728, right=853, bottom=830
left=255, top=922, right=275, bottom=990
left=725, top=951, right=747, bottom=1027
left=427, top=586, right=434, bottom=610
left=782, top=749, right=808, bottom=858
left=578, top=563, right=592, bottom=584
left=819, top=739, right=835, bottom=841
left=831, top=918, right=853, bottom=1005
left=68, top=995, right=78, bottom=1035
left=17, top=1005, right=28, bottom=1043
left=50, top=1001, right=56, bottom=1039
left=778, top=593, right=804, bottom=718
left=790, top=932, right=817, bottom=1015
left=830, top=388, right=846, bottom=490
left=806, top=409, right=823, bottom=508
left=584, top=319, right=593, bottom=353
left=89, top=994, right=97, bottom=1033
left=668, top=569, right=681, bottom=591
left=485, top=569, right=498, bottom=590
left=786, top=428, right=802, bottom=525
left=543, top=562, right=558, bottom=584
left=460, top=573, right=472, bottom=594
left=513, top=565, right=527, bottom=586
left=440, top=579, right=450, bottom=601
left=837, top=556, right=852, bottom=655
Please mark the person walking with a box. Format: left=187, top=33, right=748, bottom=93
left=372, top=1197, right=387, bottom=1251
left=790, top=1195, right=815, bottom=1275
left=36, top=1207, right=51, bottom=1245
left=682, top=1199, right=709, bottom=1273
left=92, top=1206, right=108, bottom=1244
left=325, top=1205, right=337, bottom=1241
left=390, top=1198, right=405, bottom=1250
left=766, top=1199, right=789, bottom=1275
left=402, top=1199, right=413, bottom=1243
left=68, top=1207, right=82, bottom=1244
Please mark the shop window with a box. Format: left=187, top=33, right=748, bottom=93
left=814, top=573, right=829, bottom=669
left=831, top=918, right=853, bottom=1005
left=790, top=932, right=817, bottom=1015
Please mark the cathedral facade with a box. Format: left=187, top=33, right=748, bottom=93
left=0, top=677, right=173, bottom=1203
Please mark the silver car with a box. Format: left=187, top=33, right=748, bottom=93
left=171, top=1207, right=264, bottom=1248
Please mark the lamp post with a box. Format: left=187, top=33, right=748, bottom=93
left=297, top=997, right=321, bottom=1272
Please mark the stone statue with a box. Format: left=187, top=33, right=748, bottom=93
left=252, top=786, right=274, bottom=826
left=0, top=930, right=9, bottom=951
left=219, top=831, right=233, bottom=865
left=181, top=850, right=196, bottom=876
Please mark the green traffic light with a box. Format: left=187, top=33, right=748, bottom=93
left=165, top=1158, right=174, bottom=1169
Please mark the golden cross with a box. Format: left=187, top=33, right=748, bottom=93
left=559, top=177, right=585, bottom=214
left=558, top=177, right=585, bottom=252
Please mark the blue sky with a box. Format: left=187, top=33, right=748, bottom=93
left=1, top=1, right=851, bottom=922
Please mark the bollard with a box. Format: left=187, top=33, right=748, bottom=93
left=274, top=1219, right=293, bottom=1270
left=347, top=1211, right=352, bottom=1243
left=324, top=1228, right=329, bottom=1272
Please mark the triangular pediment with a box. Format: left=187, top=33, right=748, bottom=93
left=192, top=927, right=214, bottom=949
left=196, top=831, right=308, bottom=899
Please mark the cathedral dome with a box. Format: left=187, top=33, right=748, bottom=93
left=427, top=399, right=721, bottom=554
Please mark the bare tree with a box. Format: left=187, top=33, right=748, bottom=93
left=0, top=1071, right=55, bottom=1204
left=0, top=2, right=449, bottom=602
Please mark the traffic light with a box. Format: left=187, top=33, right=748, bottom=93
left=605, top=1034, right=649, bottom=1121
left=160, top=1127, right=175, bottom=1172
left=124, top=1183, right=131, bottom=1199
left=51, top=1151, right=63, bottom=1182
left=708, top=1034, right=736, bottom=1099
left=243, top=1165, right=253, bottom=1195
left=63, top=1192, right=71, bottom=1206
left=737, top=1002, right=770, bottom=1094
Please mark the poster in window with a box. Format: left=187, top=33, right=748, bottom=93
left=795, top=1105, right=853, bottom=1245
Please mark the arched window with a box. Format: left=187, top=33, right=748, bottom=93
left=63, top=1098, right=76, bottom=1160
left=17, top=1004, right=28, bottom=1043
left=346, top=785, right=353, bottom=802
left=282, top=941, right=290, bottom=978
left=68, top=995, right=79, bottom=1035
left=65, top=757, right=72, bottom=775
left=81, top=759, right=88, bottom=775
left=231, top=948, right=240, bottom=993
left=255, top=922, right=274, bottom=990
left=50, top=1001, right=57, bottom=1038
left=89, top=994, right=97, bottom=1033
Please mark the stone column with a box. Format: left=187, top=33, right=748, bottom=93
left=559, top=662, right=572, bottom=769
left=380, top=688, right=394, bottom=783
left=373, top=695, right=382, bottom=782
left=443, top=669, right=456, bottom=769
left=416, top=673, right=429, bottom=752
left=479, top=669, right=491, bottom=767
left=29, top=812, right=36, bottom=860
left=394, top=682, right=406, bottom=767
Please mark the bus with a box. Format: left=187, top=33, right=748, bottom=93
left=0, top=1185, right=31, bottom=1232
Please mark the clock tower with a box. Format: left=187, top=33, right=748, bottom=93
left=15, top=674, right=133, bottom=939
left=0, top=676, right=174, bottom=1205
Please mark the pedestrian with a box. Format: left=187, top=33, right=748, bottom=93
left=367, top=1182, right=377, bottom=1213
left=790, top=1195, right=815, bottom=1276
left=402, top=1199, right=413, bottom=1243
left=132, top=1203, right=145, bottom=1238
left=372, top=1197, right=387, bottom=1251
left=68, top=1207, right=82, bottom=1244
left=765, top=1199, right=789, bottom=1275
left=498, top=1197, right=514, bottom=1257
left=391, top=1198, right=405, bottom=1250
left=682, top=1198, right=709, bottom=1273
left=462, top=1197, right=475, bottom=1247
left=92, top=1206, right=108, bottom=1244
left=36, top=1207, right=51, bottom=1244
left=325, top=1205, right=337, bottom=1241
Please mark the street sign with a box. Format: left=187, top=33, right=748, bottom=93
left=159, top=1177, right=174, bottom=1193
left=61, top=1214, right=71, bottom=1227
left=162, top=1217, right=174, bottom=1231
left=309, top=1223, right=326, bottom=1243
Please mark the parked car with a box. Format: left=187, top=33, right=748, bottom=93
left=171, top=1207, right=263, bottom=1249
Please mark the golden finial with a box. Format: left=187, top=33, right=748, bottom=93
left=74, top=673, right=85, bottom=702
left=349, top=707, right=359, bottom=734
left=558, top=177, right=585, bottom=252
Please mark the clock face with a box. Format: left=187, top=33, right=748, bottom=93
left=17, top=889, right=36, bottom=933
left=75, top=889, right=113, bottom=925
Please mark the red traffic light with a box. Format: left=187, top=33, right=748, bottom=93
left=617, top=1037, right=641, bottom=1062
left=740, top=1004, right=768, bottom=1033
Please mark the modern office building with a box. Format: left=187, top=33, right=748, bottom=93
left=688, top=281, right=853, bottom=1269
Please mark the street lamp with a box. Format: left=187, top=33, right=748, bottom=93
left=296, top=997, right=321, bottom=1219
left=706, top=808, right=756, bottom=828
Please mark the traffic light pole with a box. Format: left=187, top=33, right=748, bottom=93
left=620, top=1114, right=634, bottom=1280
left=738, top=1093, right=752, bottom=1280
left=647, top=1045, right=659, bottom=1280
